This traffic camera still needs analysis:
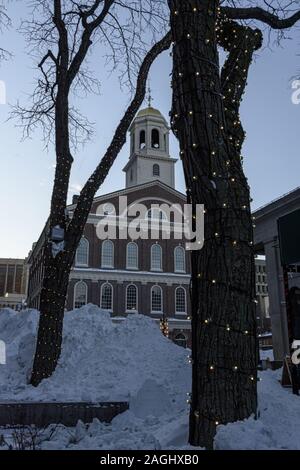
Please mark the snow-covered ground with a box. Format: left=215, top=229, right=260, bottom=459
left=0, top=305, right=299, bottom=450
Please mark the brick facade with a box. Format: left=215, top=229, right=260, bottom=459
left=27, top=181, right=192, bottom=348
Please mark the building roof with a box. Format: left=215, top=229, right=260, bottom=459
left=69, top=180, right=186, bottom=211
left=137, top=107, right=163, bottom=118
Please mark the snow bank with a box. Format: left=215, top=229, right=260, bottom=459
left=0, top=304, right=190, bottom=405
left=1, top=305, right=300, bottom=450
left=215, top=369, right=300, bottom=450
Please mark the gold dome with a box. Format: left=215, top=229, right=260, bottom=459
left=137, top=106, right=163, bottom=118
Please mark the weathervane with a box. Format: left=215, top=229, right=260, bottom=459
left=147, top=85, right=153, bottom=107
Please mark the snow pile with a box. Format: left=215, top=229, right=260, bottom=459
left=0, top=304, right=190, bottom=405
left=1, top=305, right=300, bottom=450
left=215, top=369, right=300, bottom=450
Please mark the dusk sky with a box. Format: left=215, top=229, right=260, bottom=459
left=0, top=3, right=299, bottom=259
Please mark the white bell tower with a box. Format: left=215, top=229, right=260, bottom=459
left=123, top=105, right=177, bottom=188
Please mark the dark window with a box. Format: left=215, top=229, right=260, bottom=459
left=151, top=129, right=160, bottom=149
left=126, top=284, right=137, bottom=311
left=139, top=130, right=146, bottom=149
left=6, top=266, right=14, bottom=293
left=0, top=265, right=6, bottom=296
left=153, top=164, right=160, bottom=177
left=101, top=283, right=113, bottom=310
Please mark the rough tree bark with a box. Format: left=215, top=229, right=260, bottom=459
left=168, top=0, right=262, bottom=448
left=30, top=30, right=172, bottom=386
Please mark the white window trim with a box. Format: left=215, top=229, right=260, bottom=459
left=75, top=237, right=89, bottom=267
left=101, top=240, right=114, bottom=269
left=126, top=242, right=139, bottom=270
left=151, top=244, right=163, bottom=272
left=100, top=282, right=113, bottom=312
left=174, top=246, right=186, bottom=274
left=175, top=286, right=187, bottom=315
left=125, top=284, right=138, bottom=314
left=73, top=281, right=88, bottom=309
left=151, top=285, right=163, bottom=314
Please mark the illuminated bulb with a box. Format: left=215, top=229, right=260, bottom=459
left=233, top=366, right=238, bottom=371
left=233, top=240, right=237, bottom=246
left=250, top=376, right=254, bottom=381
left=189, top=110, right=193, bottom=115
left=212, top=279, right=216, bottom=284
left=210, top=365, right=214, bottom=370
left=215, top=421, right=219, bottom=426
left=215, top=232, right=219, bottom=237
left=245, top=330, right=249, bottom=335
left=226, top=325, right=230, bottom=331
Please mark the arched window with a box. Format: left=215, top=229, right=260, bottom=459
left=100, top=282, right=113, bottom=311
left=75, top=238, right=89, bottom=266
left=126, top=284, right=138, bottom=312
left=174, top=333, right=187, bottom=348
left=151, top=244, right=162, bottom=271
left=174, top=246, right=186, bottom=273
left=74, top=281, right=88, bottom=309
left=101, top=240, right=114, bottom=268
left=151, top=129, right=160, bottom=149
left=151, top=285, right=163, bottom=313
left=146, top=208, right=167, bottom=221
left=126, top=242, right=138, bottom=269
left=153, top=164, right=160, bottom=177
left=175, top=287, right=186, bottom=314
left=139, top=130, right=146, bottom=149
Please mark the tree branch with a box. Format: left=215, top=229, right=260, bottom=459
left=222, top=6, right=300, bottom=29
left=218, top=17, right=262, bottom=157
left=67, top=30, right=172, bottom=239
left=67, top=0, right=114, bottom=86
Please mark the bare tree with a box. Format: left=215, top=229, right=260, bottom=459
left=14, top=0, right=171, bottom=386
left=0, top=1, right=11, bottom=62
left=168, top=0, right=300, bottom=448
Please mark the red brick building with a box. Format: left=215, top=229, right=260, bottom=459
left=27, top=107, right=192, bottom=347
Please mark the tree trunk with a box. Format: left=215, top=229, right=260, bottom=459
left=30, top=31, right=172, bottom=386
left=168, top=0, right=258, bottom=448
